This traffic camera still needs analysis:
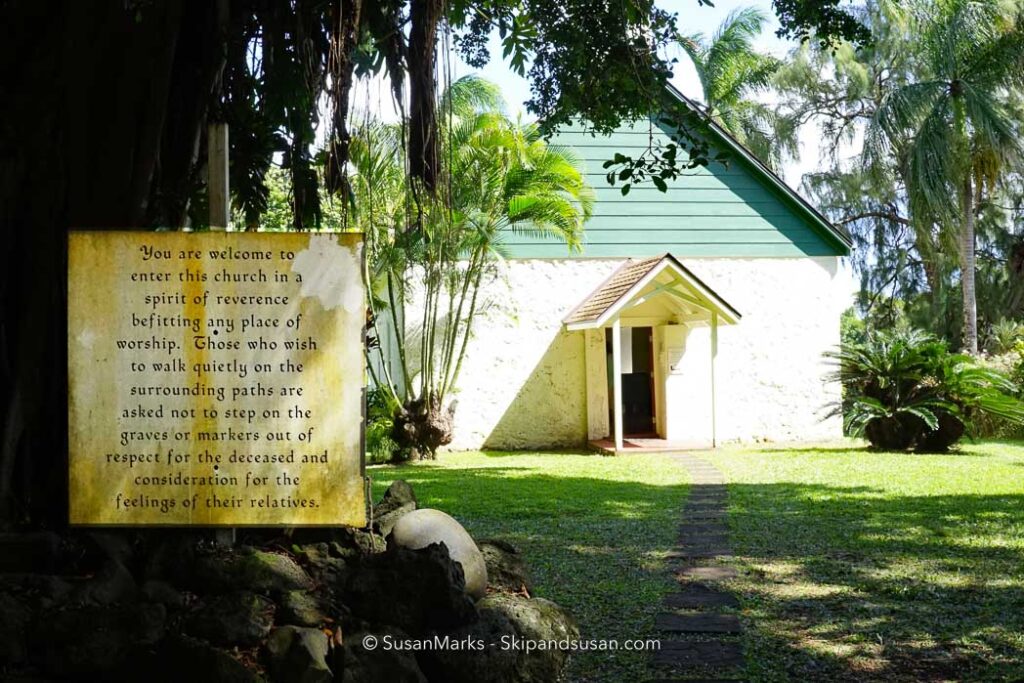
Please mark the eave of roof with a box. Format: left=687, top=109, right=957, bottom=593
left=563, top=253, right=741, bottom=330
left=662, top=83, right=853, bottom=255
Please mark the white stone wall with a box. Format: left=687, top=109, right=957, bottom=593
left=447, top=260, right=622, bottom=449
left=416, top=257, right=850, bottom=450
left=690, top=258, right=850, bottom=443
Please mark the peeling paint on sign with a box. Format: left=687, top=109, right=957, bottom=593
left=292, top=233, right=364, bottom=313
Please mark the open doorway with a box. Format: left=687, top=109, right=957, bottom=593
left=606, top=326, right=656, bottom=437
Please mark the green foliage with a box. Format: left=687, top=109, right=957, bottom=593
left=771, top=0, right=872, bottom=46
left=229, top=166, right=350, bottom=231
left=366, top=387, right=401, bottom=464
left=974, top=341, right=1024, bottom=437
left=678, top=6, right=796, bottom=171
left=827, top=327, right=1024, bottom=451
left=987, top=318, right=1024, bottom=354
left=450, top=0, right=867, bottom=136
left=206, top=0, right=874, bottom=218
left=356, top=77, right=592, bottom=455
left=783, top=0, right=1024, bottom=353
left=600, top=107, right=728, bottom=196
left=864, top=0, right=1024, bottom=352
left=866, top=0, right=1024, bottom=225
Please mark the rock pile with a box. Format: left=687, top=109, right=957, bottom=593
left=0, top=481, right=578, bottom=682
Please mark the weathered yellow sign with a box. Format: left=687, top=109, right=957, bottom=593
left=68, top=231, right=366, bottom=526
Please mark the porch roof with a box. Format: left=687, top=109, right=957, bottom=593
left=562, top=253, right=741, bottom=330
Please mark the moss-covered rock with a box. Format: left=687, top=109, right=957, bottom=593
left=184, top=591, right=275, bottom=646
left=278, top=589, right=328, bottom=628
left=194, top=547, right=314, bottom=594
left=266, top=626, right=332, bottom=683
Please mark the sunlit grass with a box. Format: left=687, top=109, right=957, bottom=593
left=369, top=451, right=690, bottom=682
left=369, top=442, right=1024, bottom=682
left=705, top=440, right=1024, bottom=682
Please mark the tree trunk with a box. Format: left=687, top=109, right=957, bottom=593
left=961, top=174, right=978, bottom=354
left=0, top=0, right=222, bottom=527
left=408, top=0, right=443, bottom=192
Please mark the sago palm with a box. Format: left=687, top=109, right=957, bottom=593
left=678, top=7, right=794, bottom=170
left=867, top=0, right=1024, bottom=354
left=827, top=327, right=1024, bottom=451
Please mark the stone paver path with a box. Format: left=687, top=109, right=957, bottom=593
left=646, top=453, right=746, bottom=683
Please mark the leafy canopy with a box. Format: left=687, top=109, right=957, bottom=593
left=356, top=77, right=593, bottom=438
left=678, top=6, right=795, bottom=170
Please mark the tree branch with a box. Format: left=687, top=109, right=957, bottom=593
left=836, top=210, right=911, bottom=226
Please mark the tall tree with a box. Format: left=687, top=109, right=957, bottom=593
left=0, top=0, right=868, bottom=525
left=678, top=7, right=795, bottom=170
left=356, top=77, right=594, bottom=457
left=867, top=0, right=1024, bottom=354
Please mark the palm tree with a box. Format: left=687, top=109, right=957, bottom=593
left=867, top=0, right=1024, bottom=354
left=678, top=7, right=795, bottom=170
left=353, top=76, right=593, bottom=457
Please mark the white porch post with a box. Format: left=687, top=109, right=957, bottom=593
left=612, top=318, right=624, bottom=451
left=710, top=310, right=718, bottom=448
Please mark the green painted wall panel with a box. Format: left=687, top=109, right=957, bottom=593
left=501, top=241, right=840, bottom=258
left=580, top=215, right=815, bottom=232
left=507, top=118, right=845, bottom=258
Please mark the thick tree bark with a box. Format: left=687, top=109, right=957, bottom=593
left=408, top=0, right=443, bottom=192
left=0, top=1, right=222, bottom=526
left=324, top=0, right=364, bottom=205
left=961, top=175, right=978, bottom=355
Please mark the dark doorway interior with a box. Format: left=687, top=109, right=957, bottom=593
left=606, top=326, right=656, bottom=437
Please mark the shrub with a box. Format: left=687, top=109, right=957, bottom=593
left=974, top=343, right=1024, bottom=439
left=826, top=329, right=1024, bottom=452
left=366, top=387, right=402, bottom=464
left=986, top=319, right=1024, bottom=355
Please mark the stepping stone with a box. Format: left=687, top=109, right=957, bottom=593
left=679, top=528, right=729, bottom=536
left=669, top=547, right=733, bottom=560
left=651, top=640, right=744, bottom=668
left=683, top=512, right=726, bottom=522
left=684, top=504, right=725, bottom=512
left=663, top=584, right=739, bottom=609
left=685, top=499, right=725, bottom=506
left=656, top=613, right=742, bottom=634
left=684, top=505, right=726, bottom=514
left=678, top=534, right=730, bottom=547
left=676, top=565, right=738, bottom=581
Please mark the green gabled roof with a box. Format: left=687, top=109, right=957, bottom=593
left=500, top=86, right=852, bottom=259
left=663, top=84, right=852, bottom=254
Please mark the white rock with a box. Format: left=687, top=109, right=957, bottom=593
left=391, top=509, right=488, bottom=600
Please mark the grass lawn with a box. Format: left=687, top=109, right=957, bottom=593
left=705, top=440, right=1024, bottom=682
left=369, top=451, right=689, bottom=682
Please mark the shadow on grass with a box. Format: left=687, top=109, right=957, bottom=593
left=370, top=462, right=689, bottom=682
left=724, top=481, right=1024, bottom=682
left=753, top=444, right=999, bottom=458
left=370, top=457, right=1024, bottom=681
left=372, top=464, right=680, bottom=520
